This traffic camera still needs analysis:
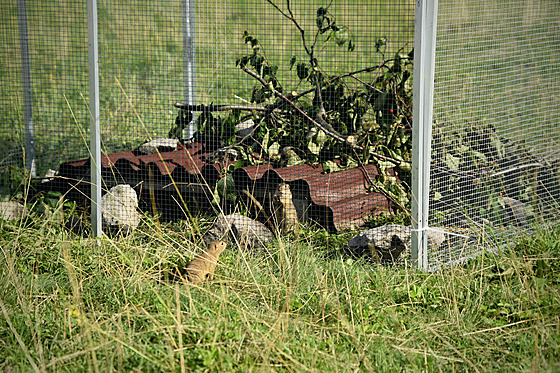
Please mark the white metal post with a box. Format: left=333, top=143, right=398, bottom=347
left=87, top=0, right=102, bottom=237
left=182, top=0, right=197, bottom=141
left=17, top=0, right=36, bottom=177
left=411, top=0, right=438, bottom=269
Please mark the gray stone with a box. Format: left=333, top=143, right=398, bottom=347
left=204, top=213, right=273, bottom=249
left=0, top=201, right=28, bottom=221
left=347, top=224, right=447, bottom=264
left=41, top=169, right=57, bottom=183
left=137, top=138, right=179, bottom=155
left=102, top=184, right=140, bottom=235
left=235, top=119, right=255, bottom=138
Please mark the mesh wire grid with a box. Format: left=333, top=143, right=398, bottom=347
left=2, top=0, right=417, bottom=248
left=429, top=0, right=560, bottom=268
left=5, top=0, right=558, bottom=267
left=183, top=0, right=415, bottom=237
left=0, top=1, right=89, bottom=179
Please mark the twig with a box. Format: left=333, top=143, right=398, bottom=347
left=352, top=147, right=408, bottom=212
left=174, top=102, right=267, bottom=112
left=175, top=88, right=314, bottom=115
left=267, top=0, right=330, bottom=150
left=266, top=0, right=311, bottom=55
left=337, top=57, right=412, bottom=83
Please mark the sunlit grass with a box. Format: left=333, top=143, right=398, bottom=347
left=0, top=201, right=559, bottom=371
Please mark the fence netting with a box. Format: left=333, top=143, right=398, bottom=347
left=429, top=0, right=560, bottom=268
left=2, top=0, right=420, bottom=260
left=3, top=0, right=559, bottom=267
left=1, top=1, right=90, bottom=181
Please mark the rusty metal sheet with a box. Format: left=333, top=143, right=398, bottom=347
left=234, top=162, right=393, bottom=232
left=46, top=143, right=395, bottom=231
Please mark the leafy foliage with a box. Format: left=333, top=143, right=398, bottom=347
left=187, top=4, right=414, bottom=211
left=430, top=117, right=560, bottom=226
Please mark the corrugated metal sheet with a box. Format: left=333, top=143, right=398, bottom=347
left=233, top=163, right=392, bottom=232
left=43, top=143, right=394, bottom=232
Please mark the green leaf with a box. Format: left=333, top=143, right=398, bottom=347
left=308, top=140, right=322, bottom=155
left=268, top=141, right=280, bottom=156
left=468, top=150, right=487, bottom=165
left=399, top=161, right=412, bottom=173
left=445, top=153, right=461, bottom=171
left=216, top=174, right=237, bottom=203
left=322, top=160, right=341, bottom=173
left=289, top=56, right=297, bottom=70
left=296, top=62, right=309, bottom=80
left=376, top=160, right=397, bottom=171
left=385, top=148, right=404, bottom=162
left=333, top=29, right=349, bottom=46
left=375, top=38, right=386, bottom=53
left=261, top=128, right=270, bottom=151
left=315, top=129, right=327, bottom=144
left=211, top=183, right=221, bottom=207
left=316, top=7, right=329, bottom=31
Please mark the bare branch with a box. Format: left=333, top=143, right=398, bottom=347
left=174, top=102, right=267, bottom=112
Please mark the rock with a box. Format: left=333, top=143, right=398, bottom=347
left=0, top=201, right=28, bottom=221
left=235, top=119, right=255, bottom=138
left=499, top=197, right=527, bottom=226
left=102, top=184, right=140, bottom=235
left=41, top=169, right=57, bottom=183
left=205, top=147, right=239, bottom=163
left=203, top=213, right=273, bottom=249
left=137, top=138, right=179, bottom=155
left=347, top=224, right=447, bottom=264
left=427, top=229, right=447, bottom=250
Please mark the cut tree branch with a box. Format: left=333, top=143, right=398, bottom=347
left=240, top=65, right=402, bottom=166
left=175, top=88, right=314, bottom=114
left=174, top=103, right=267, bottom=112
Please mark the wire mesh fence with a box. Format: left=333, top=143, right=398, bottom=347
left=429, top=0, right=560, bottom=268
left=1, top=1, right=90, bottom=179
left=2, top=0, right=558, bottom=269
left=1, top=0, right=418, bottom=262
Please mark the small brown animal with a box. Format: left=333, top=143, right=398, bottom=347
left=272, top=183, right=298, bottom=234
left=181, top=240, right=227, bottom=284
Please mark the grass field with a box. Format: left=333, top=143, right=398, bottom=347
left=0, top=206, right=559, bottom=371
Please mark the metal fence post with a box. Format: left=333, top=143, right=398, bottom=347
left=411, top=0, right=438, bottom=270
left=17, top=0, right=36, bottom=177
left=182, top=0, right=197, bottom=141
left=88, top=0, right=102, bottom=237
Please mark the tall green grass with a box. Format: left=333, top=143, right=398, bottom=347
left=0, top=204, right=559, bottom=371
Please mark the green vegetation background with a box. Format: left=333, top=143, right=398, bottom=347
left=1, top=1, right=559, bottom=371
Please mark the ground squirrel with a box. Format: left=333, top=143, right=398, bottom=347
left=272, top=183, right=298, bottom=234
left=180, top=240, right=227, bottom=284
